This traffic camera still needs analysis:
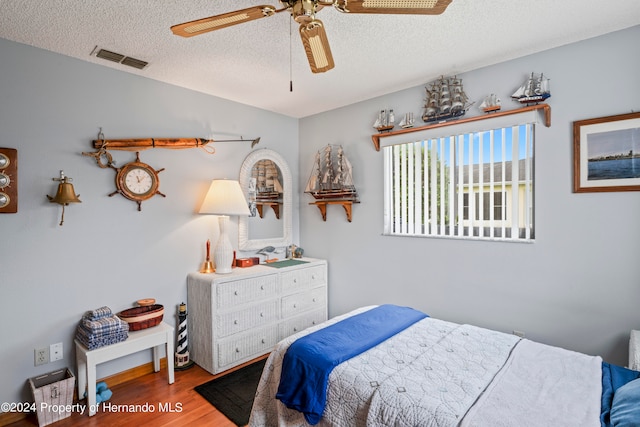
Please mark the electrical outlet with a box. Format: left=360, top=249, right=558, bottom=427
left=35, top=347, right=49, bottom=366
left=50, top=342, right=63, bottom=362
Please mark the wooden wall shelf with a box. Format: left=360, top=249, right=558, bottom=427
left=256, top=201, right=281, bottom=219
left=310, top=200, right=359, bottom=222
left=370, top=104, right=551, bottom=151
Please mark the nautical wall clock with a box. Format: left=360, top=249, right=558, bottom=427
left=109, top=152, right=165, bottom=211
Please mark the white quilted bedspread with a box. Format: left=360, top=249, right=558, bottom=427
left=249, top=307, right=521, bottom=427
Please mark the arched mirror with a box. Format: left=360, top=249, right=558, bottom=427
left=239, top=149, right=292, bottom=251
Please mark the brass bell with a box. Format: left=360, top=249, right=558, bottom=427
left=47, top=170, right=81, bottom=225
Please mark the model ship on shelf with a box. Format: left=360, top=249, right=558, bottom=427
left=252, top=159, right=282, bottom=202
left=422, top=75, right=473, bottom=123
left=511, top=72, right=550, bottom=104
left=373, top=109, right=395, bottom=132
left=398, top=112, right=415, bottom=128
left=305, top=145, right=358, bottom=201
left=479, top=93, right=501, bottom=113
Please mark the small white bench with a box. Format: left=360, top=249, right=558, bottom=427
left=75, top=322, right=175, bottom=416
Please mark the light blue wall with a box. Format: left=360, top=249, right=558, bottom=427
left=1, top=25, right=639, bottom=408
left=0, top=38, right=299, bottom=404
left=299, top=26, right=640, bottom=366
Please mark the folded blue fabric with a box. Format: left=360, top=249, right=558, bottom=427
left=78, top=314, right=129, bottom=336
left=83, top=306, right=113, bottom=321
left=600, top=362, right=640, bottom=427
left=276, top=304, right=428, bottom=425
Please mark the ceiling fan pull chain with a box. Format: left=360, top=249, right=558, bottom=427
left=289, top=17, right=293, bottom=92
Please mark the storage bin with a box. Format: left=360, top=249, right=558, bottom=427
left=28, top=368, right=75, bottom=426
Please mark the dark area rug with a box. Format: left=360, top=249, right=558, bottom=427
left=195, top=359, right=267, bottom=426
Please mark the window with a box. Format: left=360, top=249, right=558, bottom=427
left=383, top=120, right=535, bottom=241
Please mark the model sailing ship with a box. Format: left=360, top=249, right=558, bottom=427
left=511, top=72, right=550, bottom=104
left=422, top=76, right=473, bottom=123
left=479, top=93, right=501, bottom=113
left=305, top=145, right=358, bottom=201
left=252, top=159, right=283, bottom=201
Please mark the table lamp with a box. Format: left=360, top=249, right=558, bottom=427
left=199, top=179, right=250, bottom=274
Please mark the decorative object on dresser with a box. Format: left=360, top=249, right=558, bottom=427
left=46, top=170, right=81, bottom=226
left=199, top=179, right=251, bottom=274
left=200, top=239, right=215, bottom=273
left=187, top=258, right=327, bottom=375
left=0, top=147, right=18, bottom=213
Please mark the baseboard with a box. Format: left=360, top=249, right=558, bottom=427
left=0, top=358, right=168, bottom=427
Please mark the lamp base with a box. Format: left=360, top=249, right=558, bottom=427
left=214, top=215, right=234, bottom=274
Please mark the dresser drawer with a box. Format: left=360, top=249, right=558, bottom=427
left=279, top=308, right=327, bottom=340
left=216, top=274, right=279, bottom=308
left=281, top=286, right=326, bottom=318
left=281, top=265, right=326, bottom=294
left=216, top=299, right=279, bottom=338
left=217, top=328, right=278, bottom=368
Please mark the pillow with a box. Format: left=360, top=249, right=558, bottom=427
left=611, top=378, right=640, bottom=426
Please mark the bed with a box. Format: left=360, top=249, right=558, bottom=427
left=249, top=305, right=640, bottom=427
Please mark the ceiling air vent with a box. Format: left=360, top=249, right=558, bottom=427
left=91, top=47, right=148, bottom=70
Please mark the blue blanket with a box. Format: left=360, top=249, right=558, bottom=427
left=276, top=304, right=428, bottom=424
left=600, top=362, right=640, bottom=427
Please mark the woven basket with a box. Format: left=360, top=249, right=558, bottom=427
left=118, top=304, right=163, bottom=331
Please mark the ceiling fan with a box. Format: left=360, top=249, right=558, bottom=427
left=171, top=0, right=453, bottom=74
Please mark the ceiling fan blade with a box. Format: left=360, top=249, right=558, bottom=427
left=171, top=5, right=278, bottom=37
left=299, top=19, right=335, bottom=74
left=334, top=0, right=452, bottom=15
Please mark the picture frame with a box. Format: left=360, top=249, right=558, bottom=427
left=573, top=111, right=640, bottom=193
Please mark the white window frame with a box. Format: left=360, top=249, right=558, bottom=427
left=382, top=111, right=537, bottom=242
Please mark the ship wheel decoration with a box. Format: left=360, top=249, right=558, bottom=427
left=109, top=152, right=165, bottom=211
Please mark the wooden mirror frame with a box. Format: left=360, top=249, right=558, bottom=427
left=238, top=149, right=292, bottom=251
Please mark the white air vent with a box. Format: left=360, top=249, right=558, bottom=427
left=91, top=47, right=148, bottom=70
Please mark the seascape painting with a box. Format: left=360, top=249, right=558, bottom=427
left=573, top=112, right=640, bottom=192
left=587, top=127, right=640, bottom=180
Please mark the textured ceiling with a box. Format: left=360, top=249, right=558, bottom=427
left=0, top=0, right=638, bottom=118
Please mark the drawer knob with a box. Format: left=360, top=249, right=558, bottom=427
left=260, top=285, right=264, bottom=290
left=312, top=274, right=316, bottom=279
left=312, top=298, right=317, bottom=302
left=293, top=304, right=297, bottom=308
left=293, top=327, right=298, bottom=332
left=234, top=320, right=238, bottom=325
left=235, top=348, right=240, bottom=353
left=234, top=291, right=238, bottom=296
left=293, top=278, right=297, bottom=283
left=260, top=312, right=264, bottom=317
left=261, top=339, right=265, bottom=344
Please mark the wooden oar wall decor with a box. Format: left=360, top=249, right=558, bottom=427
left=80, top=130, right=260, bottom=211
left=82, top=130, right=260, bottom=169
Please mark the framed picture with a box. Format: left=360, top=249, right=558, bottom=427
left=573, top=111, right=640, bottom=192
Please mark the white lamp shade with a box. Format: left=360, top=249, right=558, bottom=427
left=199, top=179, right=250, bottom=274
left=199, top=180, right=250, bottom=216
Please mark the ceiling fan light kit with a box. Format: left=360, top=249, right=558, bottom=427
left=171, top=0, right=453, bottom=73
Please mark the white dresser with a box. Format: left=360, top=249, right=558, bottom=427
left=187, top=258, right=327, bottom=374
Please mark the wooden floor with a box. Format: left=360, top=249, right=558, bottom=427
left=8, top=363, right=238, bottom=427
